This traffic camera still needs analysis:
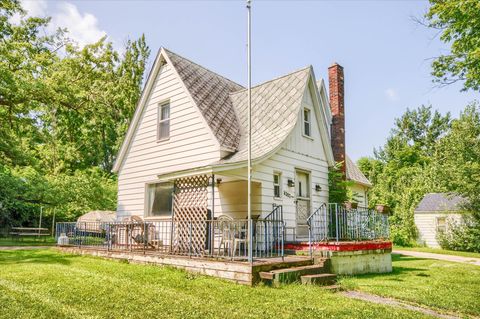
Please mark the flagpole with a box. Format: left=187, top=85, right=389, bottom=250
left=246, top=0, right=252, bottom=263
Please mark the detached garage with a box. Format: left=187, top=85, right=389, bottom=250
left=414, top=193, right=466, bottom=248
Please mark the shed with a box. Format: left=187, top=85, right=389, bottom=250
left=76, top=211, right=116, bottom=232
left=414, top=193, right=466, bottom=248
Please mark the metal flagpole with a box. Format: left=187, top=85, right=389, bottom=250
left=246, top=0, right=253, bottom=263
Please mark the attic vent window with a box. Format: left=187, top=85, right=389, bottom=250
left=303, top=108, right=311, bottom=137
left=158, top=103, right=170, bottom=141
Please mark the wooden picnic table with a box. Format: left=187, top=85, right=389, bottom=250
left=10, top=227, right=50, bottom=241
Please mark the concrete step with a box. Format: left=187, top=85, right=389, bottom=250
left=259, top=264, right=328, bottom=285
left=320, top=284, right=341, bottom=291
left=300, top=273, right=337, bottom=286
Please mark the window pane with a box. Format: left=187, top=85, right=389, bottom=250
left=161, top=104, right=170, bottom=120
left=304, top=122, right=310, bottom=136
left=304, top=109, right=309, bottom=121
left=159, top=120, right=170, bottom=139
left=274, top=174, right=279, bottom=184
left=147, top=182, right=173, bottom=217
left=274, top=185, right=280, bottom=198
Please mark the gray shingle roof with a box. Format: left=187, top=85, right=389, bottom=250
left=415, top=193, right=467, bottom=212
left=346, top=156, right=372, bottom=187
left=165, top=49, right=244, bottom=150
left=217, top=67, right=311, bottom=164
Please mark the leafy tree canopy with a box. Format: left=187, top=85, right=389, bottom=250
left=425, top=0, right=480, bottom=91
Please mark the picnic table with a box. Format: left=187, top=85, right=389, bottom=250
left=10, top=227, right=50, bottom=241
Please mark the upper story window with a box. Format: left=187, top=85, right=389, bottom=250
left=273, top=172, right=281, bottom=198
left=303, top=108, right=311, bottom=137
left=158, top=103, right=170, bottom=141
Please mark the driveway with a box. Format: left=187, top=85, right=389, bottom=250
left=393, top=249, right=480, bottom=266
left=0, top=246, right=52, bottom=251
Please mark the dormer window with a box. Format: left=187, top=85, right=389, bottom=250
left=303, top=108, right=311, bottom=137
left=158, top=102, right=170, bottom=141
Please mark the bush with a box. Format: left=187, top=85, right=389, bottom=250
left=437, top=216, right=480, bottom=253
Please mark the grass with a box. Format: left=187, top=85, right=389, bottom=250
left=0, top=237, right=56, bottom=246
left=0, top=249, right=433, bottom=319
left=394, top=245, right=480, bottom=259
left=340, top=254, right=480, bottom=317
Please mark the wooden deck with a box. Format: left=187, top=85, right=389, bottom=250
left=56, top=246, right=312, bottom=285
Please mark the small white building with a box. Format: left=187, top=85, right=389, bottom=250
left=414, top=193, right=466, bottom=248
left=112, top=48, right=372, bottom=242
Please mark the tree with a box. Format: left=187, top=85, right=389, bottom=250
left=362, top=106, right=451, bottom=245
left=425, top=0, right=480, bottom=91
left=0, top=0, right=150, bottom=226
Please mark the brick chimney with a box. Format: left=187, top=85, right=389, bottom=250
left=328, top=63, right=346, bottom=179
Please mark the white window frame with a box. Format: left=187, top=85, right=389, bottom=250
left=436, top=216, right=447, bottom=233
left=157, top=102, right=170, bottom=141
left=303, top=107, right=312, bottom=138
left=273, top=172, right=282, bottom=199
left=145, top=181, right=174, bottom=218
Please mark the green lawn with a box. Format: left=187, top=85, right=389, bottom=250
left=0, top=249, right=432, bottom=319
left=0, top=237, right=56, bottom=246
left=340, top=254, right=480, bottom=317
left=394, top=246, right=480, bottom=259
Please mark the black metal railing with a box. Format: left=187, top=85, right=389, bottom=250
left=56, top=217, right=284, bottom=261
left=307, top=203, right=389, bottom=255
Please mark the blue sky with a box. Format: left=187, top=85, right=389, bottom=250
left=23, top=0, right=478, bottom=161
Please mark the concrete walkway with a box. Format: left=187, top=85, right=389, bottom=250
left=342, top=291, right=460, bottom=319
left=393, top=250, right=480, bottom=266
left=0, top=246, right=52, bottom=251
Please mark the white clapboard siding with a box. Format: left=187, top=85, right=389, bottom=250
left=414, top=213, right=462, bottom=248
left=117, top=61, right=220, bottom=217
left=350, top=184, right=369, bottom=207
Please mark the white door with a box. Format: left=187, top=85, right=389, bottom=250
left=295, top=170, right=310, bottom=238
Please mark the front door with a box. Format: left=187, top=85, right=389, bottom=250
left=295, top=170, right=310, bottom=238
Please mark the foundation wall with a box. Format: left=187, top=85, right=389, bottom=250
left=322, top=248, right=392, bottom=275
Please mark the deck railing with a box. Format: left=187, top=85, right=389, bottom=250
left=307, top=203, right=389, bottom=254
left=56, top=218, right=284, bottom=261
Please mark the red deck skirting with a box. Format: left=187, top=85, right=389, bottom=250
left=285, top=241, right=392, bottom=251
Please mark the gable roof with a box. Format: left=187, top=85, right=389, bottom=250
left=346, top=156, right=372, bottom=187
left=217, top=66, right=313, bottom=164
left=415, top=193, right=467, bottom=213
left=165, top=49, right=244, bottom=151
left=113, top=48, right=336, bottom=174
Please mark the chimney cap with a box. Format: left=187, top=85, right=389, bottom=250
left=329, top=62, right=343, bottom=69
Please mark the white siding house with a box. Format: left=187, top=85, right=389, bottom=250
left=414, top=193, right=466, bottom=248
left=113, top=48, right=372, bottom=242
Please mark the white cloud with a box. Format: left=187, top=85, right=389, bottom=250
left=385, top=88, right=399, bottom=102
left=10, top=1, right=106, bottom=48
left=51, top=2, right=106, bottom=47
left=9, top=0, right=48, bottom=24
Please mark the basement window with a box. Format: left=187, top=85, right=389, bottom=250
left=158, top=102, right=170, bottom=141
left=146, top=182, right=173, bottom=217
left=303, top=108, right=311, bottom=137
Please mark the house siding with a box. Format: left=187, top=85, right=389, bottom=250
left=414, top=212, right=462, bottom=248
left=349, top=183, right=369, bottom=207
left=116, top=61, right=220, bottom=218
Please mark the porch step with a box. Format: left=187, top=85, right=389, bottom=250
left=300, top=273, right=337, bottom=286
left=259, top=263, right=328, bottom=285
left=320, top=284, right=341, bottom=291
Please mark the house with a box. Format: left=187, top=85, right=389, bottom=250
left=414, top=193, right=467, bottom=248
left=57, top=48, right=390, bottom=283
left=112, top=48, right=372, bottom=242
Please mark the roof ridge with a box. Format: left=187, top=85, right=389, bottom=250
left=163, top=47, right=244, bottom=89
left=230, top=65, right=312, bottom=95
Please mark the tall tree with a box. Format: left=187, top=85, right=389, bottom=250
left=425, top=0, right=480, bottom=91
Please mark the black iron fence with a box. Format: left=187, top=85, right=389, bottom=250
left=56, top=218, right=284, bottom=261
left=307, top=203, right=389, bottom=250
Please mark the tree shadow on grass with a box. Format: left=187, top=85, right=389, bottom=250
left=0, top=249, right=78, bottom=266
left=341, top=254, right=430, bottom=282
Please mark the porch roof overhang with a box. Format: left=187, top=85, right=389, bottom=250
left=156, top=160, right=257, bottom=182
